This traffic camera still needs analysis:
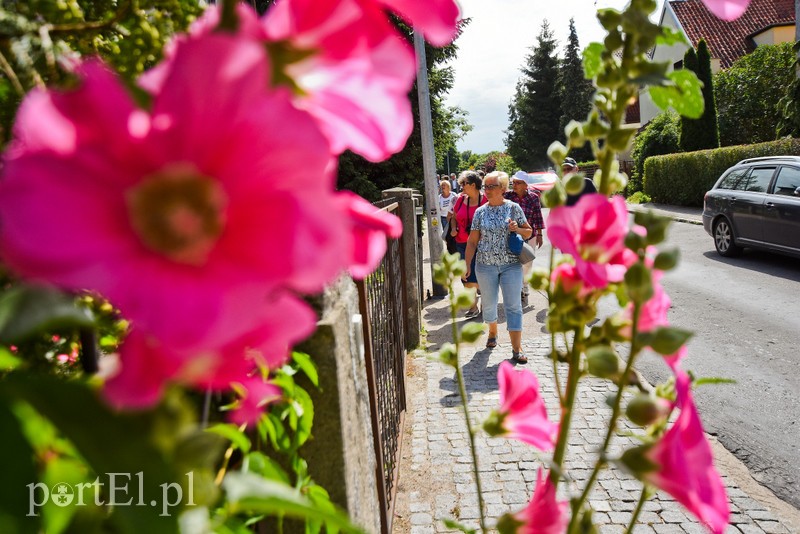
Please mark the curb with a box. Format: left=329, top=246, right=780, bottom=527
left=626, top=204, right=704, bottom=226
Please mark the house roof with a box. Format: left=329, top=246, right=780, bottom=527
left=668, top=0, right=794, bottom=68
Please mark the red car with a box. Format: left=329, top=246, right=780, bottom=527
left=520, top=171, right=558, bottom=193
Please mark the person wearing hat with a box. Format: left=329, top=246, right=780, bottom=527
left=563, top=157, right=598, bottom=206
left=505, top=171, right=544, bottom=305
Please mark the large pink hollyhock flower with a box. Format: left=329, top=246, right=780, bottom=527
left=0, top=36, right=348, bottom=350
left=644, top=364, right=730, bottom=533
left=142, top=1, right=418, bottom=163
left=625, top=281, right=671, bottom=333
left=514, top=468, right=568, bottom=534
left=335, top=192, right=403, bottom=278
left=378, top=0, right=460, bottom=47
left=494, top=361, right=557, bottom=450
left=551, top=263, right=594, bottom=300
left=547, top=194, right=635, bottom=288
left=702, top=0, right=750, bottom=21
left=103, top=292, right=315, bottom=418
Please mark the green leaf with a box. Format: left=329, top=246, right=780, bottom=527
left=459, top=322, right=485, bottom=344
left=653, top=248, right=680, bottom=270
left=0, top=400, right=40, bottom=534
left=245, top=452, right=291, bottom=485
left=291, top=352, right=318, bottom=388
left=650, top=327, right=693, bottom=355
left=583, top=43, right=605, bottom=79
left=291, top=386, right=314, bottom=448
left=624, top=263, right=654, bottom=304
left=442, top=518, right=476, bottom=533
left=649, top=70, right=704, bottom=119
left=0, top=347, right=23, bottom=371
left=657, top=26, right=687, bottom=47
left=206, top=423, right=251, bottom=453
left=223, top=472, right=365, bottom=534
left=0, top=285, right=94, bottom=344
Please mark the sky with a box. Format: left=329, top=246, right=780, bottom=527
left=443, top=0, right=641, bottom=155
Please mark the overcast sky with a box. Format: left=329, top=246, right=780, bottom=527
left=443, top=0, right=645, bottom=155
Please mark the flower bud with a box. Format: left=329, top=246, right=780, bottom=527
left=454, top=288, right=476, bottom=310
left=565, top=173, right=587, bottom=195
left=586, top=345, right=621, bottom=379
left=653, top=248, right=680, bottom=271
left=543, top=183, right=566, bottom=208
left=459, top=322, right=485, bottom=344
left=547, top=141, right=568, bottom=168
left=624, top=263, right=654, bottom=304
left=438, top=343, right=458, bottom=367
left=528, top=267, right=550, bottom=291
left=482, top=409, right=507, bottom=437
left=626, top=393, right=671, bottom=426
left=565, top=120, right=585, bottom=148
left=433, top=264, right=448, bottom=286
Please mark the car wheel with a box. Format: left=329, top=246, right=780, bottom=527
left=713, top=218, right=742, bottom=257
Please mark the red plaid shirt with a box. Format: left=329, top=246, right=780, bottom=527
left=504, top=190, right=545, bottom=232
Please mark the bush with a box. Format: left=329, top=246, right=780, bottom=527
left=627, top=191, right=652, bottom=204
left=629, top=111, right=680, bottom=194
left=643, top=137, right=800, bottom=206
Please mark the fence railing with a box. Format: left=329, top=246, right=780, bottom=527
left=356, top=198, right=408, bottom=533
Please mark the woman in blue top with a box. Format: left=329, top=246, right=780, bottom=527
left=465, top=171, right=533, bottom=363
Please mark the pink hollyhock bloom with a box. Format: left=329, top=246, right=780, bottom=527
left=625, top=281, right=671, bottom=333
left=228, top=377, right=283, bottom=425
left=336, top=192, right=402, bottom=278
left=104, top=292, right=314, bottom=420
left=514, top=468, right=568, bottom=534
left=142, top=1, right=418, bottom=162
left=701, top=0, right=750, bottom=21
left=551, top=262, right=594, bottom=300
left=495, top=361, right=557, bottom=450
left=644, top=362, right=730, bottom=533
left=548, top=194, right=635, bottom=288
left=378, top=0, right=460, bottom=47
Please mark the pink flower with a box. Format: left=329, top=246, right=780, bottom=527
left=104, top=292, right=314, bottom=417
left=228, top=377, right=283, bottom=425
left=643, top=363, right=730, bottom=533
left=378, top=0, right=461, bottom=47
left=625, top=281, right=671, bottom=333
left=336, top=192, right=402, bottom=278
left=701, top=0, right=750, bottom=21
left=143, top=1, right=418, bottom=162
left=551, top=262, right=593, bottom=300
left=495, top=361, right=557, bottom=450
left=514, top=468, right=568, bottom=534
left=547, top=195, right=634, bottom=288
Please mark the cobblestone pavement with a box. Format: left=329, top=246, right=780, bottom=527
left=396, top=335, right=795, bottom=533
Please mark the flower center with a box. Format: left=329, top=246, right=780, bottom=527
left=127, top=165, right=226, bottom=266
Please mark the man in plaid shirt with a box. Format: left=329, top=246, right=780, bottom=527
left=505, top=171, right=545, bottom=303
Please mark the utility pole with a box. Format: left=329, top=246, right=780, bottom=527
left=414, top=30, right=446, bottom=297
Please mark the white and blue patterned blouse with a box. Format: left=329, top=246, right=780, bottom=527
left=471, top=200, right=527, bottom=266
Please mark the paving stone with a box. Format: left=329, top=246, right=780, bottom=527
left=410, top=512, right=434, bottom=526
left=755, top=521, right=789, bottom=534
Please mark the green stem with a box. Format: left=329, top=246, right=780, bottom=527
left=549, top=327, right=583, bottom=488
left=624, top=486, right=651, bottom=534
left=547, top=243, right=564, bottom=404
left=218, top=0, right=240, bottom=31
left=450, top=282, right=488, bottom=533
left=567, top=302, right=643, bottom=532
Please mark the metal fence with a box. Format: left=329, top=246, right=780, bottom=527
left=356, top=199, right=407, bottom=534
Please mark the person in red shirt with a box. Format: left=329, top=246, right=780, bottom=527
left=450, top=171, right=487, bottom=318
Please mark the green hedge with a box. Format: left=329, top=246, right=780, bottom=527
left=643, top=138, right=800, bottom=206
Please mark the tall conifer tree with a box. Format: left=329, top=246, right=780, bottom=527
left=506, top=21, right=562, bottom=170
left=679, top=39, right=719, bottom=151
left=557, top=18, right=594, bottom=162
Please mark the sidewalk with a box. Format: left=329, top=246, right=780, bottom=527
left=391, top=208, right=800, bottom=534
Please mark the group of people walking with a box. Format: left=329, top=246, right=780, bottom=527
left=437, top=169, right=546, bottom=364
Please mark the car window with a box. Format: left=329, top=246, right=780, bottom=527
left=743, top=167, right=775, bottom=193
left=717, top=168, right=748, bottom=190
left=772, top=166, right=800, bottom=197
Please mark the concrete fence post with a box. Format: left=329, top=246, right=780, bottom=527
left=381, top=187, right=421, bottom=350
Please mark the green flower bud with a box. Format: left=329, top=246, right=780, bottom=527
left=547, top=141, right=568, bottom=167
left=624, top=229, right=647, bottom=251
left=438, top=343, right=458, bottom=367
left=459, top=322, right=485, bottom=344
left=543, top=183, right=567, bottom=208
left=619, top=445, right=659, bottom=478
left=483, top=410, right=507, bottom=437
left=607, top=126, right=637, bottom=151
left=528, top=267, right=550, bottom=291
left=586, top=345, right=621, bottom=379
left=626, top=393, right=671, bottom=426
left=496, top=513, right=524, bottom=534
left=433, top=264, right=448, bottom=286
left=565, top=120, right=585, bottom=148
left=653, top=248, right=680, bottom=271
left=649, top=326, right=693, bottom=355
left=565, top=173, right=587, bottom=195
left=624, top=262, right=654, bottom=304
left=454, top=288, right=476, bottom=310
left=583, top=111, right=610, bottom=139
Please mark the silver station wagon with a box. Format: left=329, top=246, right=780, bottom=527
left=703, top=156, right=800, bottom=258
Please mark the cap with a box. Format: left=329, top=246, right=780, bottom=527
left=512, top=170, right=529, bottom=182
left=562, top=157, right=578, bottom=168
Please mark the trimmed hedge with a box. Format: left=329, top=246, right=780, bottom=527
left=642, top=138, right=800, bottom=206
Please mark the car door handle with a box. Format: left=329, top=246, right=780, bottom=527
left=766, top=202, right=775, bottom=209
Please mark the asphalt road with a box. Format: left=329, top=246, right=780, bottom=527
left=597, top=219, right=800, bottom=509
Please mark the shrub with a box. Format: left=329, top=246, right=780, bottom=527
left=627, top=191, right=652, bottom=204
left=643, top=137, right=800, bottom=206
left=629, top=111, right=680, bottom=194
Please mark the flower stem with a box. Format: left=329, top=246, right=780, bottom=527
left=549, top=327, right=584, bottom=488
left=625, top=486, right=651, bottom=534
left=547, top=244, right=564, bottom=404
left=449, top=286, right=488, bottom=533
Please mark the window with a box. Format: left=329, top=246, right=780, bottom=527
left=772, top=166, right=800, bottom=196
left=743, top=167, right=775, bottom=193
left=717, top=169, right=748, bottom=190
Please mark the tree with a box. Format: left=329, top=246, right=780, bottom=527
left=715, top=43, right=795, bottom=146
left=777, top=41, right=800, bottom=138
left=557, top=18, right=594, bottom=162
left=506, top=21, right=562, bottom=170
left=629, top=111, right=680, bottom=194
left=679, top=39, right=719, bottom=151
left=337, top=20, right=472, bottom=200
